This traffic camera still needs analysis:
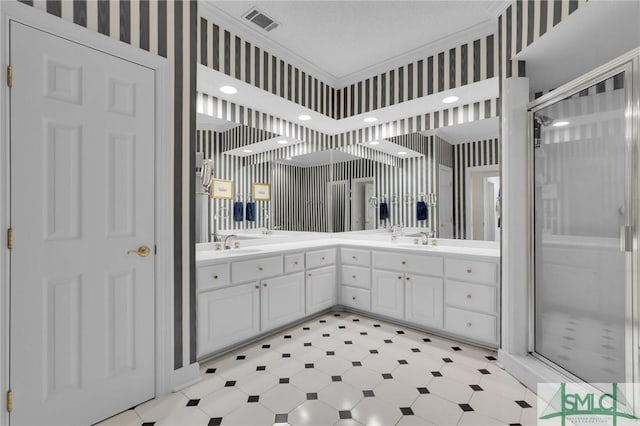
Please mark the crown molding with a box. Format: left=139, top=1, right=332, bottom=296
left=199, top=1, right=339, bottom=86
left=199, top=1, right=499, bottom=90
left=483, top=1, right=512, bottom=18
left=336, top=20, right=497, bottom=88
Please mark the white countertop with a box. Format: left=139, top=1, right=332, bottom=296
left=196, top=231, right=500, bottom=264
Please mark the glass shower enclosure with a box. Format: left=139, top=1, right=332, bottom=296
left=530, top=51, right=639, bottom=385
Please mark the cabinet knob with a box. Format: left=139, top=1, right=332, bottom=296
left=466, top=294, right=472, bottom=299
left=352, top=256, right=357, bottom=260
left=402, top=261, right=406, bottom=265
left=294, top=261, right=298, bottom=265
left=258, top=266, right=264, bottom=271
left=406, top=276, right=410, bottom=281
left=255, top=285, right=259, bottom=289
left=263, top=283, right=267, bottom=287
left=321, top=257, right=325, bottom=261
left=466, top=268, right=472, bottom=273
left=352, top=296, right=356, bottom=300
left=308, top=273, right=312, bottom=277
left=213, top=275, right=218, bottom=280
left=352, top=275, right=356, bottom=279
left=466, top=322, right=472, bottom=328
left=398, top=276, right=402, bottom=279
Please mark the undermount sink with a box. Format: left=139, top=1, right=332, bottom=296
left=397, top=243, right=437, bottom=250
left=218, top=248, right=264, bottom=255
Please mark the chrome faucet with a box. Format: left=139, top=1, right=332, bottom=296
left=428, top=229, right=437, bottom=246
left=223, top=234, right=238, bottom=249
left=418, top=231, right=429, bottom=245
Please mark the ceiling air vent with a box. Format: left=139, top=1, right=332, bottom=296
left=243, top=8, right=279, bottom=32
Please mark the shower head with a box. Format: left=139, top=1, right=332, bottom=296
left=535, top=115, right=554, bottom=127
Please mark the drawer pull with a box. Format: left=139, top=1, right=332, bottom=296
left=402, top=261, right=406, bottom=265
left=352, top=275, right=356, bottom=279
left=255, top=285, right=259, bottom=289
left=352, top=296, right=356, bottom=300
left=263, top=283, right=268, bottom=287
left=398, top=276, right=402, bottom=279
left=308, top=273, right=312, bottom=277
left=406, top=276, right=411, bottom=281
left=466, top=294, right=472, bottom=299
left=466, top=322, right=472, bottom=328
left=294, top=261, right=299, bottom=265
left=466, top=268, right=472, bottom=273
left=258, top=266, right=264, bottom=271
left=352, top=256, right=357, bottom=260
left=213, top=275, right=219, bottom=280
left=321, top=257, right=326, bottom=261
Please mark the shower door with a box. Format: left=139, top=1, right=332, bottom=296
left=531, top=58, right=636, bottom=383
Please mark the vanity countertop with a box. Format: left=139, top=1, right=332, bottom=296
left=196, top=234, right=500, bottom=264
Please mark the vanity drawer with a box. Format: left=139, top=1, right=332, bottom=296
left=306, top=249, right=336, bottom=269
left=372, top=251, right=443, bottom=275
left=341, top=248, right=371, bottom=267
left=446, top=280, right=496, bottom=314
left=445, top=258, right=497, bottom=285
left=341, top=265, right=371, bottom=289
left=445, top=306, right=497, bottom=344
left=197, top=263, right=231, bottom=291
left=285, top=254, right=305, bottom=273
left=341, top=286, right=371, bottom=311
left=232, top=256, right=283, bottom=283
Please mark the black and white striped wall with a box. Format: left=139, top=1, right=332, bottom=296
left=451, top=138, right=500, bottom=239
left=14, top=0, right=198, bottom=370
left=198, top=14, right=499, bottom=120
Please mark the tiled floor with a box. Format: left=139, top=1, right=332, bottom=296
left=98, top=312, right=537, bottom=426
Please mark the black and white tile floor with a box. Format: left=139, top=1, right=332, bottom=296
left=98, top=312, right=537, bottom=426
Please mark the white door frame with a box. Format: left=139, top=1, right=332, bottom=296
left=464, top=164, right=500, bottom=240
left=0, top=3, right=176, bottom=422
left=351, top=177, right=374, bottom=231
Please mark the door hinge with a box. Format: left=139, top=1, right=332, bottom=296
left=6, top=389, right=12, bottom=413
left=6, top=66, right=12, bottom=88
left=7, top=228, right=12, bottom=250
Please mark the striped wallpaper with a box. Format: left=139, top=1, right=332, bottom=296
left=15, top=0, right=198, bottom=369
left=198, top=15, right=498, bottom=120
left=499, top=0, right=588, bottom=80
left=198, top=16, right=335, bottom=118
left=452, top=138, right=500, bottom=239
left=335, top=34, right=498, bottom=119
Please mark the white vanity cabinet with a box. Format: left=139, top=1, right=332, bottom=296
left=261, top=272, right=306, bottom=332
left=443, top=256, right=500, bottom=345
left=405, top=274, right=444, bottom=328
left=197, top=282, right=261, bottom=357
left=371, top=270, right=405, bottom=319
left=306, top=266, right=337, bottom=314
left=339, top=248, right=372, bottom=311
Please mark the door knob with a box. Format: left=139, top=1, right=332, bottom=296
left=128, top=245, right=151, bottom=257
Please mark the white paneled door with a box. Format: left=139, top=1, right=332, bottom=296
left=9, top=22, right=156, bottom=426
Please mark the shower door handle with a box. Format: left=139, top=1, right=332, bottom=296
left=620, top=225, right=633, bottom=253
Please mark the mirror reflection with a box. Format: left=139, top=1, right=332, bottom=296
left=195, top=114, right=499, bottom=242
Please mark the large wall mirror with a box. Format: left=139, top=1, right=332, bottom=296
left=195, top=111, right=499, bottom=242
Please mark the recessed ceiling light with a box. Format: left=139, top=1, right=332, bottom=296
left=277, top=140, right=288, bottom=144
left=243, top=149, right=253, bottom=153
left=285, top=157, right=292, bottom=160
left=298, top=114, right=311, bottom=121
left=553, top=121, right=570, bottom=127
left=442, top=96, right=459, bottom=104
left=398, top=151, right=408, bottom=155
left=369, top=141, right=380, bottom=145
left=363, top=117, right=377, bottom=123
left=220, top=85, right=237, bottom=94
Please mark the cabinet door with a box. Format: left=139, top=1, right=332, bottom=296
left=306, top=266, right=337, bottom=314
left=197, top=282, right=260, bottom=358
left=405, top=274, right=443, bottom=328
left=372, top=270, right=404, bottom=319
left=261, top=273, right=306, bottom=332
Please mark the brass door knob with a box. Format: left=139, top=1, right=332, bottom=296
left=128, top=245, right=151, bottom=257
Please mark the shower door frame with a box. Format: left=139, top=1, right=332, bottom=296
left=527, top=48, right=640, bottom=387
